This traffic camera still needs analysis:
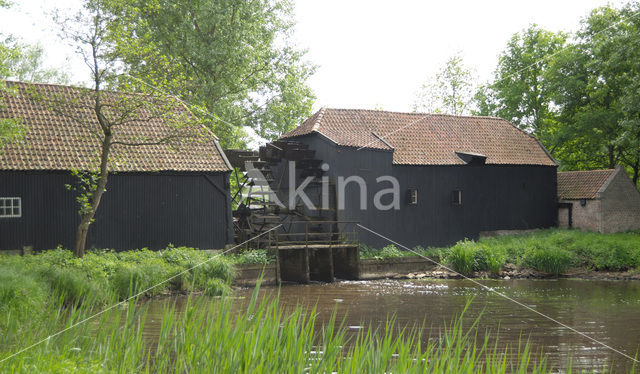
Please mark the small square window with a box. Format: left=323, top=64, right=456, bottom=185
left=452, top=190, right=462, bottom=206
left=0, top=197, right=21, bottom=218
left=407, top=188, right=418, bottom=205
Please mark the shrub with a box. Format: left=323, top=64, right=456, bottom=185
left=359, top=244, right=378, bottom=259
left=38, top=266, right=106, bottom=307
left=358, top=244, right=406, bottom=260
left=110, top=260, right=175, bottom=299
left=159, top=246, right=201, bottom=267
left=203, top=278, right=231, bottom=296
left=230, top=250, right=274, bottom=265
left=522, top=246, right=575, bottom=275
left=586, top=242, right=639, bottom=271
left=379, top=245, right=404, bottom=258
left=111, top=264, right=147, bottom=300
left=471, top=246, right=504, bottom=274
left=446, top=240, right=475, bottom=275
left=412, top=246, right=443, bottom=261
left=0, top=266, right=47, bottom=322
left=190, top=258, right=235, bottom=289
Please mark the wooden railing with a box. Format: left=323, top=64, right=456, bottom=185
left=269, top=221, right=359, bottom=249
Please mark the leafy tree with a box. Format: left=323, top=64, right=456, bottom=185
left=413, top=54, right=475, bottom=115
left=0, top=38, right=70, bottom=84
left=613, top=4, right=640, bottom=184
left=101, top=0, right=315, bottom=147
left=474, top=25, right=566, bottom=144
left=546, top=5, right=638, bottom=174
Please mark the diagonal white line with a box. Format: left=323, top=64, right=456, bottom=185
left=357, top=223, right=640, bottom=364
left=0, top=225, right=282, bottom=365
left=356, top=114, right=434, bottom=151
left=124, top=74, right=240, bottom=130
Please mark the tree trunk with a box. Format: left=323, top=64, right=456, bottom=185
left=608, top=145, right=616, bottom=169
left=74, top=221, right=91, bottom=258
left=73, top=130, right=112, bottom=257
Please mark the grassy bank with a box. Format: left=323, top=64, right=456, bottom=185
left=0, top=246, right=234, bottom=336
left=360, top=229, right=640, bottom=276
left=0, top=284, right=565, bottom=373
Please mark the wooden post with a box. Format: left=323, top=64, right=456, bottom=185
left=275, top=229, right=281, bottom=285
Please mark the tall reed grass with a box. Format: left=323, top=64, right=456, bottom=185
left=0, top=283, right=583, bottom=373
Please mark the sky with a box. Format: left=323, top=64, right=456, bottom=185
left=0, top=0, right=629, bottom=112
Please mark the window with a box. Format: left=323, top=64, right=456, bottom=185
left=451, top=190, right=462, bottom=206
left=407, top=188, right=418, bottom=205
left=0, top=197, right=21, bottom=218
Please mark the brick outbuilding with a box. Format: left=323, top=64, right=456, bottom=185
left=557, top=166, right=640, bottom=233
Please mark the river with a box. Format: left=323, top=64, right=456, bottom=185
left=145, top=279, right=640, bottom=372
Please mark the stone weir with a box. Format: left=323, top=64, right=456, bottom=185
left=270, top=220, right=361, bottom=284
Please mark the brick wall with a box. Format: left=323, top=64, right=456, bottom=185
left=599, top=169, right=640, bottom=233
left=559, top=199, right=601, bottom=232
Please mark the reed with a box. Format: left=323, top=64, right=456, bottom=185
left=1, top=282, right=615, bottom=373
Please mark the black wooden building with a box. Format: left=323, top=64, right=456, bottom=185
left=278, top=108, right=558, bottom=248
left=0, top=81, right=233, bottom=251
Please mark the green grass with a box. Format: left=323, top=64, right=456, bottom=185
left=360, top=229, right=640, bottom=276
left=0, top=283, right=574, bottom=373
left=0, top=245, right=234, bottom=333
left=227, top=249, right=275, bottom=265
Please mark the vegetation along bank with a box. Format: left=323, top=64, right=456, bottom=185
left=360, top=229, right=640, bottom=279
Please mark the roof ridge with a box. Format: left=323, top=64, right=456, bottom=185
left=2, top=79, right=91, bottom=91
left=2, top=79, right=160, bottom=100
left=311, top=107, right=326, bottom=132
left=323, top=107, right=508, bottom=121
left=558, top=169, right=616, bottom=173
left=597, top=167, right=621, bottom=195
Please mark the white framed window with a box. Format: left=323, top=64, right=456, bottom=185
left=0, top=197, right=21, bottom=218
left=407, top=188, right=418, bottom=205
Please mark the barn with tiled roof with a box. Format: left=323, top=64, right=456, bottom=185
left=0, top=80, right=233, bottom=252
left=277, top=108, right=559, bottom=248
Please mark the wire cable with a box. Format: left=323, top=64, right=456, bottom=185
left=0, top=225, right=282, bottom=365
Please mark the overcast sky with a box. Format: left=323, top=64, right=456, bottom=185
left=0, top=0, right=628, bottom=112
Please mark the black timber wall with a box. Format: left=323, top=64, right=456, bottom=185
left=0, top=170, right=232, bottom=251
left=280, top=133, right=557, bottom=248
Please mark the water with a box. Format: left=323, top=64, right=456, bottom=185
left=145, top=279, right=640, bottom=372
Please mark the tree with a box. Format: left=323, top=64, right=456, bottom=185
left=52, top=0, right=206, bottom=257
left=413, top=54, right=475, bottom=115
left=100, top=0, right=315, bottom=147
left=0, top=0, right=69, bottom=147
left=0, top=38, right=70, bottom=84
left=546, top=5, right=637, bottom=173
left=612, top=4, right=640, bottom=184
left=474, top=25, right=566, bottom=144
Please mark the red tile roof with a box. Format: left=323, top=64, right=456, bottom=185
left=282, top=108, right=556, bottom=166
left=557, top=169, right=617, bottom=199
left=0, top=81, right=230, bottom=172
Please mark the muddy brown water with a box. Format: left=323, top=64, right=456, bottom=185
left=144, top=279, right=640, bottom=372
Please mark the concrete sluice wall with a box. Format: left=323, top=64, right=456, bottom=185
left=233, top=256, right=437, bottom=287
